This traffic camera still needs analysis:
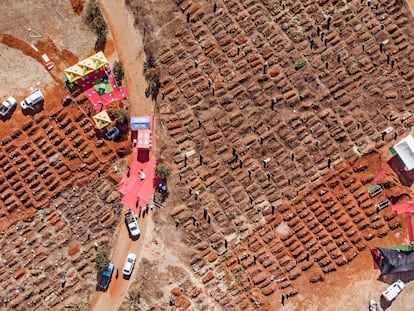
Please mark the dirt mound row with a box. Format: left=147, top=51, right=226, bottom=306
left=0, top=101, right=117, bottom=231
left=0, top=180, right=120, bottom=310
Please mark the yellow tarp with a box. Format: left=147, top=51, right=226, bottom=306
left=64, top=51, right=108, bottom=83
left=93, top=110, right=112, bottom=129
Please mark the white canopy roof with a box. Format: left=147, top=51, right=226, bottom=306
left=394, top=135, right=414, bottom=171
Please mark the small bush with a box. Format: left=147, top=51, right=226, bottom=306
left=84, top=0, right=107, bottom=36
left=93, top=15, right=108, bottom=36
left=294, top=58, right=307, bottom=71
left=155, top=163, right=171, bottom=180
left=144, top=67, right=161, bottom=100
left=113, top=60, right=124, bottom=86
left=111, top=108, right=129, bottom=124
left=96, top=251, right=109, bottom=272
left=84, top=0, right=100, bottom=24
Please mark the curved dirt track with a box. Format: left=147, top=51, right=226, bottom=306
left=100, top=0, right=153, bottom=117
left=407, top=0, right=414, bottom=17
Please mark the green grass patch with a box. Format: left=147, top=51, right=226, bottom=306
left=294, top=58, right=307, bottom=70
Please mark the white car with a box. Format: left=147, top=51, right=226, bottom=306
left=123, top=253, right=137, bottom=277
left=382, top=279, right=404, bottom=302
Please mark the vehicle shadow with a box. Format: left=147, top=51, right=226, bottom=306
left=377, top=272, right=414, bottom=310
left=0, top=106, right=17, bottom=122
left=22, top=101, right=44, bottom=116
left=380, top=295, right=392, bottom=310
left=128, top=232, right=140, bottom=241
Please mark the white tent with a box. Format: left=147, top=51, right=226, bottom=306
left=393, top=135, right=414, bottom=171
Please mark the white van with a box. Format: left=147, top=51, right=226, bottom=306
left=21, top=89, right=44, bottom=110
left=0, top=97, right=17, bottom=116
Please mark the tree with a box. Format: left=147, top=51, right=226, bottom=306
left=155, top=163, right=171, bottom=180
left=113, top=60, right=124, bottom=86
left=84, top=0, right=108, bottom=50
left=111, top=108, right=129, bottom=124
left=84, top=0, right=101, bottom=25
left=92, top=15, right=108, bottom=36
left=143, top=53, right=161, bottom=100
left=144, top=67, right=160, bottom=84
left=96, top=251, right=110, bottom=272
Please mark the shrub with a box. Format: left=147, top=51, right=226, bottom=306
left=95, top=251, right=109, bottom=272
left=155, top=163, right=171, bottom=180
left=128, top=292, right=141, bottom=308
left=113, top=60, right=124, bottom=86
left=144, top=67, right=161, bottom=100
left=84, top=0, right=107, bottom=36
left=294, top=58, right=307, bottom=71
left=84, top=0, right=100, bottom=24
left=111, top=108, right=129, bottom=124
left=93, top=15, right=108, bottom=36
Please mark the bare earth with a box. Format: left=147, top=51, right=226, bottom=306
left=100, top=0, right=154, bottom=117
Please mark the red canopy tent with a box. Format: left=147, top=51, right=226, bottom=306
left=137, top=128, right=152, bottom=162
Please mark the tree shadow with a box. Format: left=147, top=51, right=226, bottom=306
left=94, top=33, right=107, bottom=52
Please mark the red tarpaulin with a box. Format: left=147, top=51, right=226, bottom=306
left=391, top=201, right=414, bottom=213
left=117, top=158, right=157, bottom=212
left=117, top=116, right=156, bottom=211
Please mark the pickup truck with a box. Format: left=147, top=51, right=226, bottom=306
left=98, top=262, right=114, bottom=291
left=125, top=209, right=140, bottom=238
left=21, top=89, right=44, bottom=110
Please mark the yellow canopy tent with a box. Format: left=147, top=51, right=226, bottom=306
left=64, top=51, right=108, bottom=83
left=93, top=110, right=112, bottom=129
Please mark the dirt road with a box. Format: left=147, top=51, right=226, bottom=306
left=407, top=0, right=414, bottom=17
left=100, top=0, right=153, bottom=117
left=90, top=213, right=153, bottom=311
left=90, top=1, right=155, bottom=310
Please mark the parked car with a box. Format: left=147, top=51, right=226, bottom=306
left=21, top=89, right=44, bottom=110
left=98, top=262, right=114, bottom=291
left=105, top=126, right=120, bottom=140
left=382, top=279, right=404, bottom=302
left=41, top=54, right=55, bottom=71
left=0, top=97, right=17, bottom=117
left=125, top=209, right=140, bottom=238
left=123, top=253, right=137, bottom=278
